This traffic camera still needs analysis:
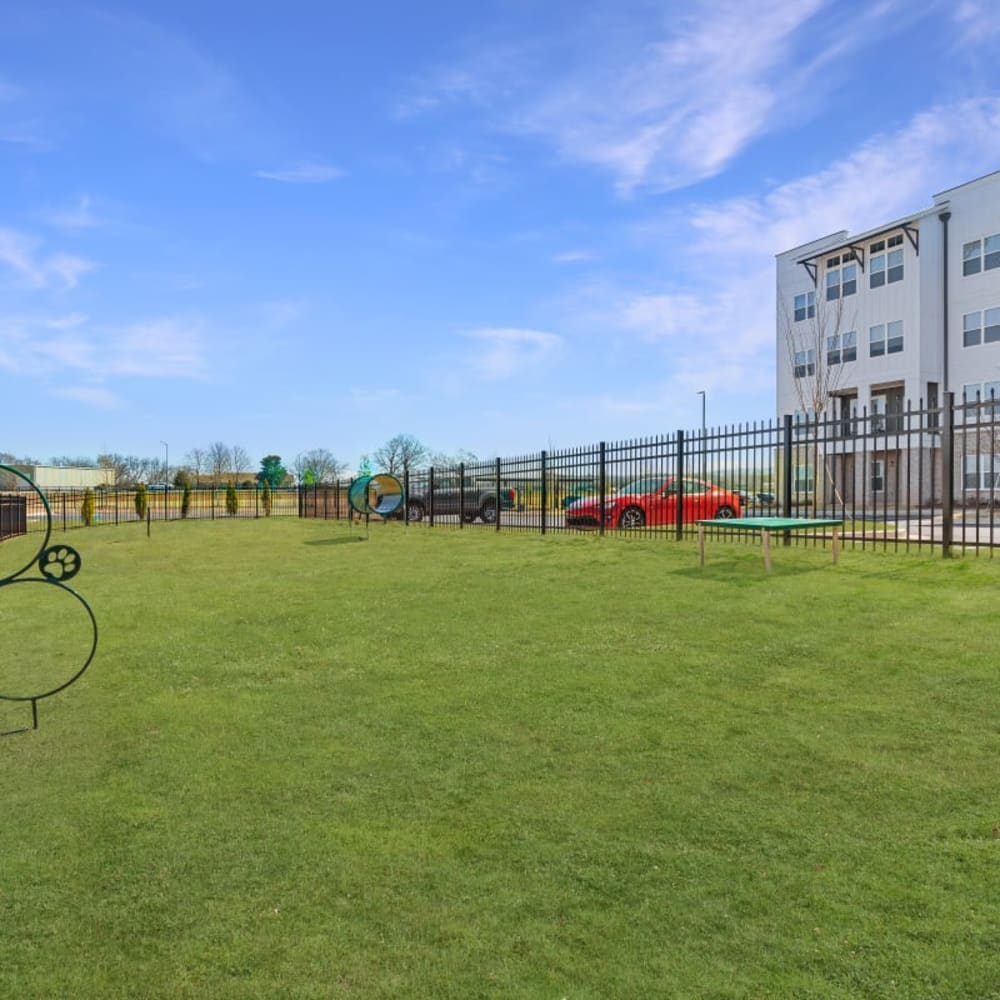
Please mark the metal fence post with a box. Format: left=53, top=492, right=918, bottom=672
left=540, top=450, right=547, bottom=535
left=942, top=391, right=954, bottom=558
left=458, top=462, right=465, bottom=528
left=429, top=466, right=435, bottom=527
left=495, top=457, right=501, bottom=532
left=598, top=442, right=606, bottom=537
left=675, top=430, right=685, bottom=541
left=782, top=414, right=793, bottom=519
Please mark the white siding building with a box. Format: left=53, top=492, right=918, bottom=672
left=776, top=170, right=1000, bottom=505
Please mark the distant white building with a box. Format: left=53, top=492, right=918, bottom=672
left=10, top=465, right=114, bottom=490
left=776, top=169, right=1000, bottom=505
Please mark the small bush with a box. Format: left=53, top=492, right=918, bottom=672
left=261, top=480, right=272, bottom=517
left=81, top=488, right=96, bottom=527
left=181, top=482, right=192, bottom=519
left=225, top=482, right=239, bottom=517
left=134, top=483, right=148, bottom=520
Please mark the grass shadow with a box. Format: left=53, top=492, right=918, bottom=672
left=304, top=536, right=368, bottom=546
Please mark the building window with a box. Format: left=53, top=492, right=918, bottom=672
left=887, top=247, right=904, bottom=284
left=964, top=234, right=1000, bottom=276
left=963, top=308, right=1000, bottom=347
left=793, top=349, right=815, bottom=378
left=825, top=261, right=858, bottom=300
left=842, top=330, right=857, bottom=361
left=886, top=320, right=903, bottom=353
left=870, top=248, right=886, bottom=288
left=963, top=381, right=1000, bottom=419
left=793, top=410, right=810, bottom=437
left=794, top=291, right=815, bottom=322
left=871, top=460, right=884, bottom=494
left=964, top=311, right=982, bottom=347
left=827, top=334, right=840, bottom=365
left=964, top=454, right=1000, bottom=491
left=870, top=322, right=902, bottom=357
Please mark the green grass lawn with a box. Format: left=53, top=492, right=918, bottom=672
left=2, top=520, right=998, bottom=999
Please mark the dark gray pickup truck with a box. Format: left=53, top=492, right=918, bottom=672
left=404, top=478, right=515, bottom=523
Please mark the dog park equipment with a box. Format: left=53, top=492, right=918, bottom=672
left=0, top=464, right=98, bottom=735
left=347, top=473, right=405, bottom=518
left=696, top=516, right=843, bottom=574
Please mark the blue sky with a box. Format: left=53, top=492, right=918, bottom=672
left=3, top=1, right=1000, bottom=474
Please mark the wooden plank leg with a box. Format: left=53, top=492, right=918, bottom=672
left=832, top=526, right=840, bottom=565
left=761, top=529, right=772, bottom=574
left=698, top=525, right=705, bottom=568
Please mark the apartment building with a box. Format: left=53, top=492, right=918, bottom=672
left=775, top=169, right=1000, bottom=505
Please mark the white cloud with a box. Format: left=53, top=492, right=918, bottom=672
left=463, top=327, right=563, bottom=380
left=0, top=313, right=206, bottom=379
left=48, top=385, right=121, bottom=409
left=44, top=195, right=102, bottom=230
left=553, top=250, right=598, bottom=264
left=255, top=163, right=344, bottom=183
left=0, top=226, right=96, bottom=290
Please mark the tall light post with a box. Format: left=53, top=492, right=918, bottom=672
left=697, top=391, right=706, bottom=479
left=160, top=441, right=169, bottom=521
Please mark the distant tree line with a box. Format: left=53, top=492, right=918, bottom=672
left=1, top=434, right=491, bottom=490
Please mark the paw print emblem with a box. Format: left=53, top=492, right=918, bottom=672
left=40, top=546, right=82, bottom=582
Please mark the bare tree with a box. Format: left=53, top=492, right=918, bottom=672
left=208, top=442, right=232, bottom=482
left=781, top=287, right=853, bottom=419
left=373, top=434, right=428, bottom=474
left=781, top=287, right=855, bottom=507
left=186, top=447, right=206, bottom=484
left=231, top=445, right=252, bottom=480
left=293, top=448, right=345, bottom=485
left=426, top=448, right=479, bottom=469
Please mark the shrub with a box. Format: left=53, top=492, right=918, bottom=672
left=225, top=482, right=239, bottom=517
left=134, top=483, right=148, bottom=521
left=261, top=480, right=272, bottom=517
left=81, top=488, right=96, bottom=527
left=181, top=482, right=192, bottom=519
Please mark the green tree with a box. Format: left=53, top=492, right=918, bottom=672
left=181, top=481, right=192, bottom=519
left=225, top=481, right=239, bottom=516
left=134, top=483, right=148, bottom=520
left=258, top=454, right=287, bottom=489
left=81, top=488, right=96, bottom=527
left=261, top=479, right=272, bottom=516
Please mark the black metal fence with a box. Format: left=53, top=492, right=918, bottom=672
left=5, top=392, right=1000, bottom=556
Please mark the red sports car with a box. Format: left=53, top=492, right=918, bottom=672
left=564, top=477, right=742, bottom=529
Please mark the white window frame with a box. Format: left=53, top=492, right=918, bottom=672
left=870, top=324, right=885, bottom=357
left=794, top=348, right=815, bottom=378
left=794, top=291, right=815, bottom=322
left=964, top=454, right=1000, bottom=491
left=963, top=233, right=1000, bottom=276
left=842, top=330, right=857, bottom=362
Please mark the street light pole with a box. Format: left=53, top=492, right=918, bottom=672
left=697, top=391, right=706, bottom=479
left=160, top=441, right=169, bottom=521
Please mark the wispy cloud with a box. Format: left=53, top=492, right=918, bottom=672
left=402, top=0, right=929, bottom=196
left=604, top=97, right=1000, bottom=402
left=0, top=227, right=95, bottom=290
left=553, top=250, right=598, bottom=264
left=463, top=327, right=563, bottom=380
left=48, top=385, right=121, bottom=409
left=0, top=313, right=207, bottom=379
left=255, top=163, right=344, bottom=183
left=43, top=195, right=102, bottom=230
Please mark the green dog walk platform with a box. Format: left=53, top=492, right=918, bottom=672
left=696, top=517, right=844, bottom=574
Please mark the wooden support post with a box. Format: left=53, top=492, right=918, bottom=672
left=831, top=526, right=840, bottom=565
left=761, top=529, right=772, bottom=574
left=698, top=525, right=705, bottom=568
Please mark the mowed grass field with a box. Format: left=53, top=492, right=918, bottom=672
left=2, top=519, right=998, bottom=999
